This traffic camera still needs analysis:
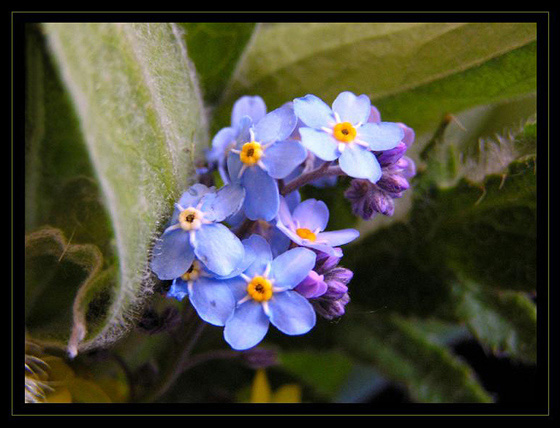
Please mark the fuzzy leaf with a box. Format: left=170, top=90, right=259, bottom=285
left=216, top=23, right=536, bottom=134
left=42, top=23, right=208, bottom=354
left=339, top=313, right=492, bottom=403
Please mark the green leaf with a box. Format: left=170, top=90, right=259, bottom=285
left=24, top=227, right=105, bottom=346
left=177, top=23, right=256, bottom=106
left=42, top=23, right=208, bottom=354
left=216, top=23, right=536, bottom=134
left=452, top=280, right=536, bottom=363
left=278, top=350, right=354, bottom=399
left=339, top=313, right=492, bottom=403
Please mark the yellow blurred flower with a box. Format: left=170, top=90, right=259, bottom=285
left=249, top=369, right=302, bottom=403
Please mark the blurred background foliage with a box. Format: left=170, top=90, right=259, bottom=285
left=24, top=22, right=538, bottom=404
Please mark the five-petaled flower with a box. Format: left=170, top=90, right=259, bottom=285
left=222, top=235, right=317, bottom=350
left=293, top=91, right=404, bottom=183
left=275, top=197, right=359, bottom=257
left=226, top=104, right=307, bottom=221
left=150, top=183, right=245, bottom=279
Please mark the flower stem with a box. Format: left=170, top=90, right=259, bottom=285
left=141, top=306, right=205, bottom=402
left=281, top=163, right=345, bottom=196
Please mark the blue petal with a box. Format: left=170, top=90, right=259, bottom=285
left=202, top=183, right=245, bottom=222
left=170, top=184, right=215, bottom=224
left=358, top=122, right=404, bottom=151
left=284, top=190, right=302, bottom=212
left=261, top=139, right=307, bottom=179
left=268, top=290, right=316, bottom=335
left=270, top=226, right=292, bottom=258
left=331, top=91, right=371, bottom=125
left=270, top=247, right=316, bottom=289
left=168, top=278, right=189, bottom=301
left=338, top=145, right=382, bottom=183
left=317, top=229, right=359, bottom=246
left=224, top=301, right=270, bottom=350
left=275, top=221, right=307, bottom=247
left=226, top=152, right=244, bottom=185
left=208, top=127, right=236, bottom=163
left=299, top=127, right=340, bottom=161
left=291, top=198, right=329, bottom=232
left=277, top=196, right=296, bottom=230
left=189, top=277, right=236, bottom=326
left=193, top=223, right=244, bottom=276
left=218, top=236, right=260, bottom=280
left=178, top=184, right=213, bottom=209
left=221, top=275, right=250, bottom=302
left=241, top=166, right=279, bottom=221
left=231, top=96, right=267, bottom=126
left=242, top=234, right=273, bottom=278
left=254, top=104, right=297, bottom=144
left=293, top=94, right=335, bottom=129
left=150, top=229, right=195, bottom=280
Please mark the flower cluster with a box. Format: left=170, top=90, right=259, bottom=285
left=151, top=91, right=415, bottom=350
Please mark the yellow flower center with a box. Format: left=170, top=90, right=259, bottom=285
left=247, top=276, right=273, bottom=302
left=296, top=228, right=317, bottom=242
left=239, top=141, right=264, bottom=165
left=178, top=207, right=203, bottom=231
left=333, top=122, right=357, bottom=143
left=181, top=261, right=201, bottom=282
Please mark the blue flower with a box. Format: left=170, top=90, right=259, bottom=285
left=227, top=104, right=307, bottom=221
left=207, top=96, right=268, bottom=181
left=275, top=197, right=359, bottom=256
left=222, top=235, right=317, bottom=350
left=166, top=257, right=253, bottom=327
left=150, top=184, right=245, bottom=279
left=293, top=91, right=404, bottom=183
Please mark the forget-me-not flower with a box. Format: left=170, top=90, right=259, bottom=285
left=150, top=183, right=245, bottom=280
left=222, top=235, right=317, bottom=350
left=207, top=96, right=268, bottom=181
left=227, top=104, right=307, bottom=221
left=275, top=197, right=359, bottom=257
left=293, top=91, right=404, bottom=183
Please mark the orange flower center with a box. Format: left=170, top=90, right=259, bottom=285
left=296, top=228, right=317, bottom=242
left=333, top=122, right=357, bottom=143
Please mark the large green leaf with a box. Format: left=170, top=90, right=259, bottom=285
left=339, top=313, right=492, bottom=403
left=42, top=23, right=207, bottom=354
left=215, top=23, right=536, bottom=134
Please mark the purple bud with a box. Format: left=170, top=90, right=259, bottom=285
left=398, top=123, right=415, bottom=148
left=376, top=142, right=407, bottom=166
left=399, top=156, right=417, bottom=179
left=325, top=267, right=354, bottom=285
left=313, top=293, right=351, bottom=320
left=314, top=251, right=341, bottom=274
left=295, top=270, right=328, bottom=298
left=377, top=172, right=410, bottom=194
left=241, top=347, right=278, bottom=369
left=345, top=179, right=396, bottom=219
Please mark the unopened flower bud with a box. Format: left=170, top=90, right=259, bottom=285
left=377, top=172, right=410, bottom=194
left=313, top=293, right=351, bottom=320
left=345, top=179, right=395, bottom=219
left=314, top=251, right=342, bottom=274
left=376, top=142, right=407, bottom=166
left=295, top=270, right=328, bottom=298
